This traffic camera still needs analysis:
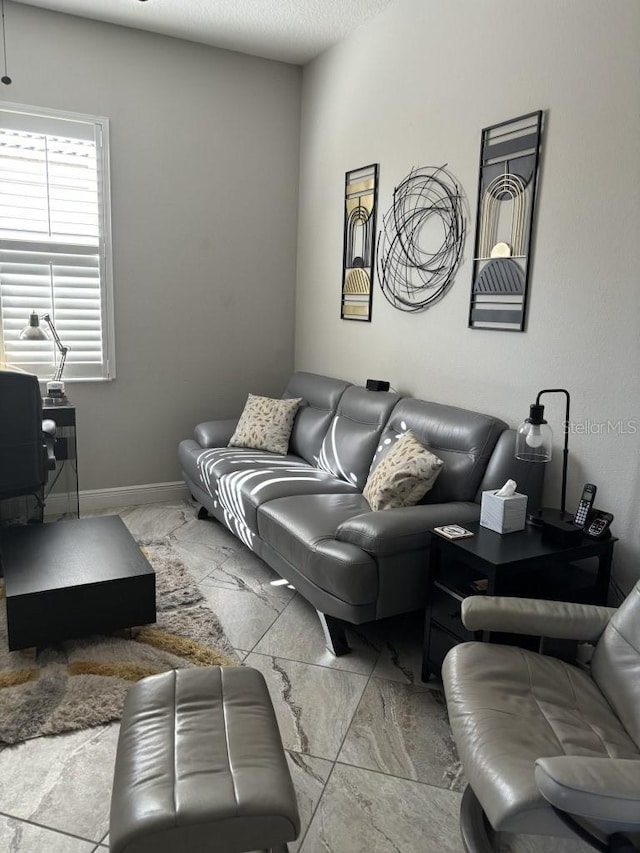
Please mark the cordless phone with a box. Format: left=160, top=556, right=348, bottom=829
left=574, top=483, right=597, bottom=527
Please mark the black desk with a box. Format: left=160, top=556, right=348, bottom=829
left=422, top=521, right=616, bottom=681
left=1, top=516, right=156, bottom=650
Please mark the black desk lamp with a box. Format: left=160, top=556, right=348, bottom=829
left=19, top=312, right=70, bottom=405
left=515, top=388, right=582, bottom=544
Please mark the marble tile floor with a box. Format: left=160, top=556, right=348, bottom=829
left=0, top=501, right=592, bottom=853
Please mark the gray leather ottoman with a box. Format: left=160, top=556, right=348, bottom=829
left=110, top=667, right=300, bottom=853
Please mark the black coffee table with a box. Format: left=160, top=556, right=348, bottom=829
left=1, top=515, right=156, bottom=651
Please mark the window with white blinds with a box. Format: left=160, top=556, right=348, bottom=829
left=0, top=103, right=115, bottom=380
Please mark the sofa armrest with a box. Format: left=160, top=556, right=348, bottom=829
left=194, top=419, right=239, bottom=448
left=535, top=756, right=640, bottom=827
left=335, top=502, right=480, bottom=557
left=461, top=595, right=616, bottom=641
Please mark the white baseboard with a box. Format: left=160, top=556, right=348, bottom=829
left=44, top=481, right=191, bottom=517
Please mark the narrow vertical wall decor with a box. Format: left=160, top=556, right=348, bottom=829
left=468, top=111, right=543, bottom=331
left=341, top=163, right=379, bottom=321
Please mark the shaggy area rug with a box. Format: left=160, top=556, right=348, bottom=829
left=0, top=544, right=237, bottom=745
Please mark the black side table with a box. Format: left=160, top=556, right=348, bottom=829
left=44, top=403, right=79, bottom=518
left=422, top=521, right=616, bottom=681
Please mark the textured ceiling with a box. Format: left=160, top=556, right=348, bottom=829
left=12, top=0, right=396, bottom=65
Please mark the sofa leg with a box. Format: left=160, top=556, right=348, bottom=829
left=196, top=505, right=209, bottom=520
left=316, top=611, right=350, bottom=656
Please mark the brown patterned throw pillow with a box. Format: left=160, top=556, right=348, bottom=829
left=228, top=394, right=302, bottom=455
left=363, top=429, right=443, bottom=511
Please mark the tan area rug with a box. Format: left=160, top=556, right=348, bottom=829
left=0, top=544, right=237, bottom=745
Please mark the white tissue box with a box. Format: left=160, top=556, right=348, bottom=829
left=480, top=489, right=528, bottom=534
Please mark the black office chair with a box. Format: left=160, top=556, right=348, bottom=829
left=0, top=369, right=56, bottom=522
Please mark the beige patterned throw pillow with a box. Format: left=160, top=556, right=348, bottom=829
left=228, top=394, right=302, bottom=455
left=363, top=429, right=443, bottom=511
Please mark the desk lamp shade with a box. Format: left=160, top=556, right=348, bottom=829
left=19, top=312, right=69, bottom=404
left=19, top=312, right=48, bottom=341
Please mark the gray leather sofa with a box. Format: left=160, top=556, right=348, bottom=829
left=179, top=371, right=543, bottom=654
left=442, top=586, right=640, bottom=852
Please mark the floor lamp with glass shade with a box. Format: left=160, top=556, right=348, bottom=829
left=515, top=388, right=582, bottom=544
left=19, top=312, right=70, bottom=405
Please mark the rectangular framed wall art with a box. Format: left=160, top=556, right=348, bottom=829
left=468, top=111, right=543, bottom=331
left=341, top=163, right=379, bottom=321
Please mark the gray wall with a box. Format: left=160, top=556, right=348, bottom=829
left=295, top=0, right=640, bottom=591
left=3, top=2, right=301, bottom=491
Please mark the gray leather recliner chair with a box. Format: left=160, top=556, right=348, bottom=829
left=442, top=582, right=640, bottom=852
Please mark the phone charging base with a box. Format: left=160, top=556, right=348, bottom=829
left=530, top=508, right=585, bottom=545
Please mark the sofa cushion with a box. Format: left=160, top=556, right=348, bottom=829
left=284, top=372, right=352, bottom=465
left=316, top=387, right=400, bottom=490
left=257, top=494, right=377, bottom=606
left=363, top=429, right=443, bottom=511
left=217, top=464, right=359, bottom=538
left=380, top=398, right=507, bottom=503
left=442, top=642, right=640, bottom=835
left=229, top=394, right=302, bottom=455
left=180, top=443, right=305, bottom=500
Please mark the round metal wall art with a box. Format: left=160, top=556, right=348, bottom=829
left=376, top=165, right=466, bottom=312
